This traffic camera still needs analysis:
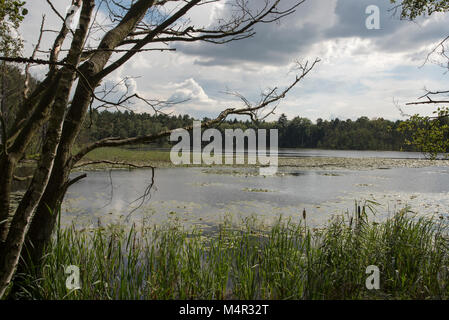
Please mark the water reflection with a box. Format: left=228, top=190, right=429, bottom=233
left=63, top=164, right=449, bottom=229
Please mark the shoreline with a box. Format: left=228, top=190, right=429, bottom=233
left=75, top=155, right=449, bottom=172
left=19, top=147, right=449, bottom=173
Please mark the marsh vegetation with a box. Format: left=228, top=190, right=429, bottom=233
left=13, top=206, right=449, bottom=300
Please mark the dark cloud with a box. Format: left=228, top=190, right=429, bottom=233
left=176, top=0, right=449, bottom=66
left=183, top=22, right=321, bottom=66
left=177, top=0, right=327, bottom=66
left=325, top=0, right=402, bottom=39
left=327, top=0, right=448, bottom=53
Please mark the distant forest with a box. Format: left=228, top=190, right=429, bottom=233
left=77, top=110, right=414, bottom=151
left=1, top=64, right=413, bottom=152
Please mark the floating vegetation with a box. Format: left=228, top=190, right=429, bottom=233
left=356, top=183, right=374, bottom=187
left=242, top=188, right=275, bottom=193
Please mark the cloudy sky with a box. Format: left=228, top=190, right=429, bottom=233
left=19, top=0, right=449, bottom=122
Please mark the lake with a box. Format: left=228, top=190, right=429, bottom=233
left=134, top=147, right=429, bottom=159
left=62, top=149, right=449, bottom=229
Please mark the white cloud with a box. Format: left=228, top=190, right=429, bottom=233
left=16, top=0, right=449, bottom=122
left=170, top=79, right=211, bottom=103
left=162, top=78, right=229, bottom=116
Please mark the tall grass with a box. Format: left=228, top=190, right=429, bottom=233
left=13, top=206, right=449, bottom=300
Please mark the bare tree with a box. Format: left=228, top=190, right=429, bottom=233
left=0, top=0, right=317, bottom=297
left=406, top=35, right=449, bottom=106
left=389, top=0, right=449, bottom=106
left=389, top=1, right=449, bottom=158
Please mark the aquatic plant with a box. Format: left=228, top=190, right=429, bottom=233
left=11, top=206, right=449, bottom=300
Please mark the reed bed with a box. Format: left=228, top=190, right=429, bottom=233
left=13, top=205, right=449, bottom=300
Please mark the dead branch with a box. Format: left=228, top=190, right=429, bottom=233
left=24, top=16, right=46, bottom=100
left=125, top=166, right=155, bottom=222
left=406, top=89, right=449, bottom=105
left=74, top=160, right=155, bottom=169
left=72, top=58, right=320, bottom=164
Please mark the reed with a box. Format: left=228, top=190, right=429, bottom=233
left=13, top=205, right=449, bottom=300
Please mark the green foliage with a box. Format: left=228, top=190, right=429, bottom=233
left=1, top=64, right=37, bottom=128
left=14, top=208, right=449, bottom=300
left=77, top=110, right=195, bottom=147
left=79, top=111, right=411, bottom=152
left=0, top=0, right=27, bottom=56
left=397, top=107, right=449, bottom=159
left=278, top=116, right=407, bottom=151
left=391, top=0, right=449, bottom=20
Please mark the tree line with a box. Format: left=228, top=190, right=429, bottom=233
left=0, top=63, right=430, bottom=155
left=78, top=109, right=414, bottom=151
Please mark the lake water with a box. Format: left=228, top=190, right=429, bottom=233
left=276, top=148, right=428, bottom=159
left=62, top=149, right=449, bottom=229
left=138, top=147, right=429, bottom=159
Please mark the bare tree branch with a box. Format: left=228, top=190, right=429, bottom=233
left=24, top=16, right=46, bottom=100
left=73, top=58, right=320, bottom=163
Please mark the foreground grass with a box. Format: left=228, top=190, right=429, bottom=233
left=14, top=207, right=449, bottom=300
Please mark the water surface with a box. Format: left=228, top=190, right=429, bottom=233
left=63, top=150, right=449, bottom=228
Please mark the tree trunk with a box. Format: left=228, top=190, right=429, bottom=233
left=3, top=0, right=307, bottom=299
left=17, top=0, right=156, bottom=282
left=0, top=1, right=95, bottom=297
